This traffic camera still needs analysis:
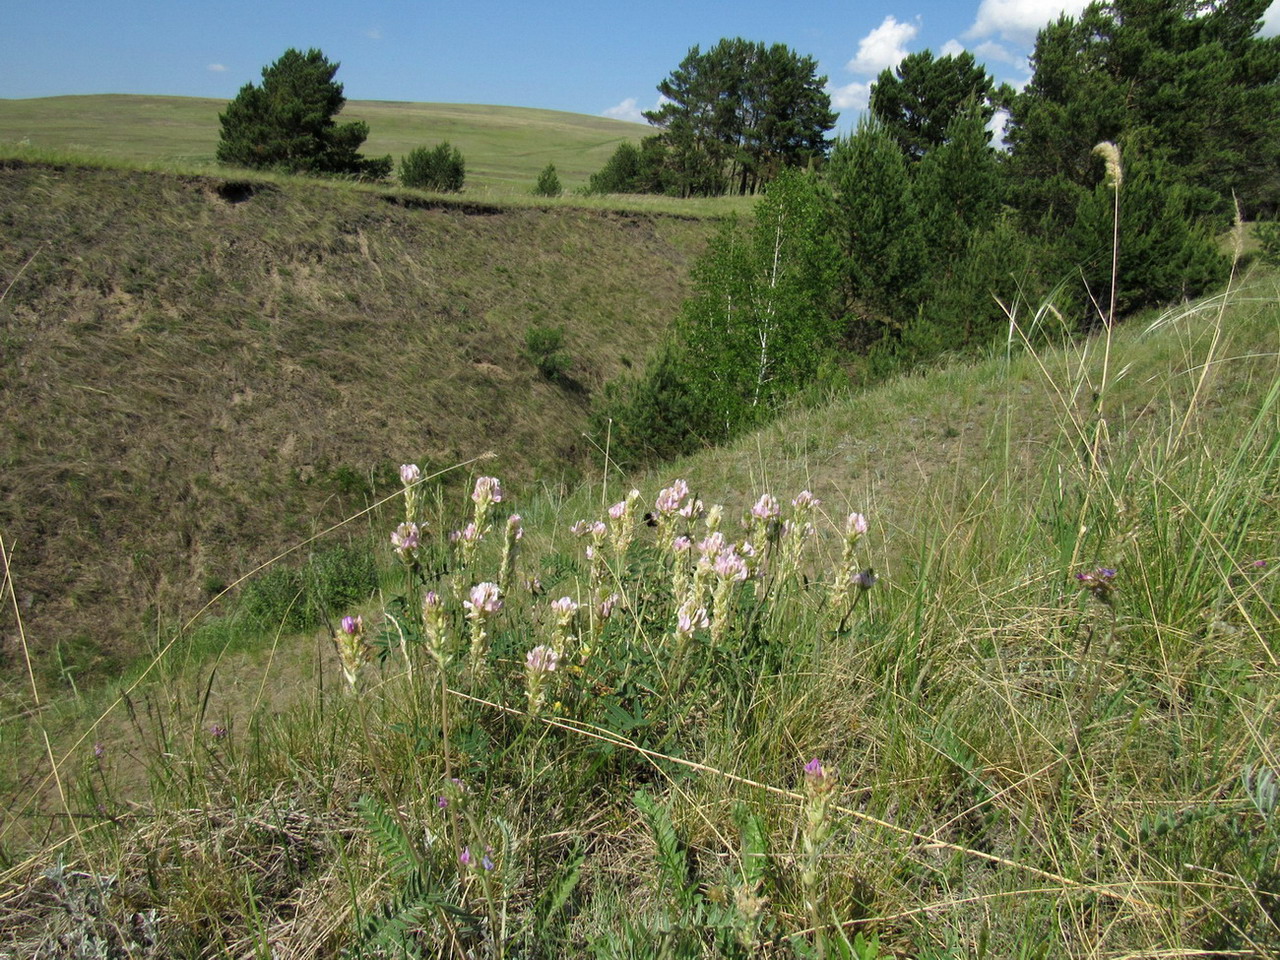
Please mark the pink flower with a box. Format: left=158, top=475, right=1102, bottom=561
left=792, top=490, right=820, bottom=510
left=676, top=603, right=710, bottom=638
left=465, top=582, right=502, bottom=616
left=526, top=644, right=559, bottom=673
left=472, top=476, right=504, bottom=504
left=713, top=549, right=749, bottom=582
left=507, top=514, right=524, bottom=540
left=399, top=463, right=421, bottom=486
left=845, top=512, right=868, bottom=538
left=341, top=615, right=363, bottom=635
left=391, top=522, right=420, bottom=555
left=672, top=536, right=692, bottom=553
left=608, top=500, right=627, bottom=520
left=751, top=494, right=779, bottom=520
left=598, top=593, right=620, bottom=619
left=551, top=596, right=579, bottom=617
left=655, top=480, right=689, bottom=515
left=678, top=498, right=704, bottom=520
left=697, top=531, right=726, bottom=559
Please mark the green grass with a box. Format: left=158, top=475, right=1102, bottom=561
left=0, top=94, right=749, bottom=214
left=2, top=262, right=1276, bottom=957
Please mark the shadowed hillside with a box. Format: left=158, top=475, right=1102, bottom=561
left=0, top=160, right=707, bottom=678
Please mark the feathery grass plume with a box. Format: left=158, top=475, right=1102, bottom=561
left=1093, top=139, right=1123, bottom=341
left=1092, top=140, right=1123, bottom=191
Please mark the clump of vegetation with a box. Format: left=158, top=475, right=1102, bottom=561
left=239, top=543, right=378, bottom=631
left=522, top=323, right=571, bottom=381
left=399, top=141, right=466, bottom=192
left=1256, top=221, right=1280, bottom=265
left=216, top=48, right=392, bottom=180
left=532, top=162, right=561, bottom=197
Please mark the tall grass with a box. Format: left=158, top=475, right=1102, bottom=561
left=2, top=256, right=1278, bottom=956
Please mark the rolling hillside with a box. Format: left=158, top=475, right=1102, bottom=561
left=0, top=94, right=650, bottom=193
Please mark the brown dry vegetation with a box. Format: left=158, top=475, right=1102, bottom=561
left=0, top=160, right=708, bottom=687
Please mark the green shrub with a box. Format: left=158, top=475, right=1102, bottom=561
left=399, top=142, right=466, bottom=192
left=523, top=324, right=571, bottom=381
left=532, top=162, right=562, bottom=197
left=1255, top=221, right=1280, bottom=265
left=240, top=543, right=378, bottom=631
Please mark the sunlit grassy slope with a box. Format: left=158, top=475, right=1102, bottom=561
left=3, top=257, right=1276, bottom=957
left=0, top=94, right=650, bottom=194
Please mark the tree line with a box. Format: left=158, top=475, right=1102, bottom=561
left=600, top=0, right=1279, bottom=462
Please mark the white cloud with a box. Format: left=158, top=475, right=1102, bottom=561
left=365, top=27, right=383, bottom=40
left=207, top=63, right=226, bottom=72
left=972, top=40, right=1018, bottom=65
left=940, top=39, right=966, bottom=57
left=602, top=97, right=652, bottom=124
left=846, top=15, right=919, bottom=76
left=966, top=0, right=1088, bottom=45
left=988, top=107, right=1012, bottom=147
left=828, top=81, right=873, bottom=111
left=1263, top=1, right=1280, bottom=37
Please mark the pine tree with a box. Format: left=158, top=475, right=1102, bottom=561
left=869, top=50, right=1006, bottom=161
left=216, top=48, right=390, bottom=180
left=1005, top=0, right=1280, bottom=221
left=826, top=120, right=925, bottom=348
left=533, top=162, right=562, bottom=197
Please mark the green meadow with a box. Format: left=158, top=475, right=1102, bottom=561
left=0, top=94, right=647, bottom=195
left=0, top=89, right=1278, bottom=958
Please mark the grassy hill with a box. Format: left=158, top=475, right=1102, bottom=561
left=0, top=158, right=710, bottom=685
left=1, top=262, right=1275, bottom=956
left=0, top=94, right=651, bottom=195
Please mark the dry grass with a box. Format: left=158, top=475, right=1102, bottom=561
left=0, top=159, right=709, bottom=690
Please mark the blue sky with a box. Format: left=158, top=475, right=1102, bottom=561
left=4, top=1, right=1279, bottom=127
